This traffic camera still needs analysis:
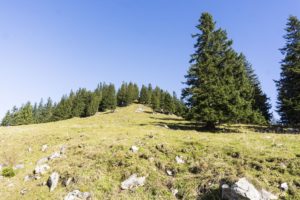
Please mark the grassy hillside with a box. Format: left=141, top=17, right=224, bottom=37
left=0, top=104, right=299, bottom=199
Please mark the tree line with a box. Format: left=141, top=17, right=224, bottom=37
left=1, top=82, right=184, bottom=126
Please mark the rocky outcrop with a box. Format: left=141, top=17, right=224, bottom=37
left=222, top=178, right=278, bottom=200
left=121, top=174, right=146, bottom=190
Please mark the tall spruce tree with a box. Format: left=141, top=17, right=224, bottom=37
left=276, top=16, right=300, bottom=126
left=117, top=82, right=128, bottom=106
left=182, top=12, right=263, bottom=128
left=100, top=83, right=117, bottom=111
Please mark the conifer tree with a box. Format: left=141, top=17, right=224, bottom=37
left=52, top=95, right=73, bottom=121
left=133, top=83, right=140, bottom=101
left=163, top=92, right=175, bottom=114
left=72, top=89, right=88, bottom=117
left=147, top=84, right=153, bottom=104
left=139, top=85, right=148, bottom=104
left=1, top=111, right=12, bottom=126
left=126, top=82, right=135, bottom=105
left=43, top=97, right=54, bottom=122
left=100, top=84, right=117, bottom=111
left=182, top=12, right=263, bottom=128
left=276, top=16, right=300, bottom=125
left=15, top=102, right=34, bottom=125
left=151, top=87, right=161, bottom=112
left=117, top=82, right=128, bottom=106
left=84, top=92, right=101, bottom=117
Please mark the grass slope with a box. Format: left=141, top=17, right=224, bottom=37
left=0, top=104, right=299, bottom=200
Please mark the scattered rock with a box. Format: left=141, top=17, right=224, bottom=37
left=37, top=157, right=49, bottom=165
left=166, top=170, right=174, bottom=176
left=62, top=177, right=74, bottom=187
left=222, top=178, right=278, bottom=200
left=34, top=164, right=50, bottom=175
left=7, top=183, right=14, bottom=187
left=13, top=164, right=24, bottom=170
left=163, top=125, right=169, bottom=129
left=60, top=145, right=67, bottom=154
left=28, top=147, right=32, bottom=152
left=47, top=172, right=60, bottom=192
left=121, top=174, right=146, bottom=190
left=48, top=152, right=61, bottom=160
left=171, top=188, right=179, bottom=197
left=41, top=144, right=48, bottom=152
left=24, top=175, right=34, bottom=182
left=148, top=157, right=155, bottom=162
left=130, top=146, right=139, bottom=153
left=64, top=190, right=92, bottom=200
left=175, top=156, right=185, bottom=164
left=280, top=182, right=288, bottom=191
left=20, top=188, right=27, bottom=195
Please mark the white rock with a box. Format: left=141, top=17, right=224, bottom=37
left=64, top=190, right=92, bottom=200
left=28, top=147, right=32, bottom=152
left=222, top=178, right=278, bottom=200
left=166, top=170, right=173, bottom=176
left=130, top=146, right=139, bottom=153
left=171, top=188, right=179, bottom=196
left=232, top=178, right=261, bottom=200
left=48, top=152, right=61, bottom=160
left=280, top=182, right=288, bottom=191
left=60, top=145, right=67, bottom=154
left=121, top=174, right=146, bottom=190
left=47, top=172, right=60, bottom=192
left=175, top=156, right=185, bottom=164
left=163, top=125, right=169, bottom=129
left=20, top=188, right=27, bottom=195
left=24, top=175, right=34, bottom=182
left=37, top=157, right=49, bottom=165
left=34, top=164, right=50, bottom=175
left=13, top=164, right=24, bottom=170
left=261, top=189, right=278, bottom=200
left=41, top=144, right=48, bottom=152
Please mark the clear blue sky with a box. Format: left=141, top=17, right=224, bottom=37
left=0, top=1, right=299, bottom=119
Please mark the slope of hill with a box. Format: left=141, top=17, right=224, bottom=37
left=0, top=104, right=299, bottom=199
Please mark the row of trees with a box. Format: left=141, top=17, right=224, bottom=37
left=182, top=13, right=272, bottom=128
left=1, top=82, right=184, bottom=126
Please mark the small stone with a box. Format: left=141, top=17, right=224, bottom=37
left=48, top=152, right=61, bottom=160
left=41, top=144, right=48, bottom=152
left=148, top=157, right=155, bottom=162
left=163, top=125, right=169, bottom=129
left=62, top=177, right=73, bottom=187
left=7, top=182, right=14, bottom=187
left=64, top=190, right=92, bottom=200
left=28, top=147, right=32, bottom=152
left=130, top=146, right=139, bottom=153
left=20, top=188, right=27, bottom=195
left=175, top=156, right=185, bottom=164
left=34, top=164, right=50, bottom=175
left=47, top=172, right=60, bottom=192
left=37, top=157, right=49, bottom=165
left=121, top=174, right=146, bottom=190
left=60, top=145, right=67, bottom=154
left=171, top=188, right=179, bottom=196
left=24, top=175, right=34, bottom=182
left=280, top=182, right=288, bottom=191
left=166, top=170, right=173, bottom=176
left=13, top=164, right=24, bottom=170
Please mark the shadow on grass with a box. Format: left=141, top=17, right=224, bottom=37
left=140, top=120, right=239, bottom=133
left=197, top=188, right=221, bottom=200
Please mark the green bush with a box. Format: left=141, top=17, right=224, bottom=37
left=2, top=167, right=15, bottom=178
